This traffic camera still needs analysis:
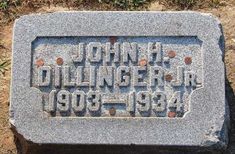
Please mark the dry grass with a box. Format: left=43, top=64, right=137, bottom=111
left=0, top=0, right=231, bottom=27
left=0, top=24, right=14, bottom=154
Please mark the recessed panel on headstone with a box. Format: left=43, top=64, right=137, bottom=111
left=10, top=12, right=228, bottom=148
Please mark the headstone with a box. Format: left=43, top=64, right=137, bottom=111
left=10, top=12, right=228, bottom=149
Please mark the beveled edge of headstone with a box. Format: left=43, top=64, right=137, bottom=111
left=9, top=11, right=228, bottom=149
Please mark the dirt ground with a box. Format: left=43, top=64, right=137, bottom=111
left=0, top=1, right=235, bottom=154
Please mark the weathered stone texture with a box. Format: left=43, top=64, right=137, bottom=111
left=10, top=12, right=228, bottom=150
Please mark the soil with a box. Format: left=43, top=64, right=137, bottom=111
left=0, top=1, right=235, bottom=154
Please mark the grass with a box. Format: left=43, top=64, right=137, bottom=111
left=0, top=60, right=10, bottom=76
left=163, top=0, right=223, bottom=9
left=0, top=0, right=8, bottom=10
left=0, top=0, right=20, bottom=11
left=209, top=0, right=223, bottom=8
left=167, top=0, right=196, bottom=9
left=99, top=0, right=148, bottom=9
left=0, top=0, right=227, bottom=18
left=0, top=0, right=150, bottom=12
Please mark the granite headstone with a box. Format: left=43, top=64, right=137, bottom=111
left=10, top=12, right=228, bottom=149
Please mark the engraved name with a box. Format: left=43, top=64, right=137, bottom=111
left=32, top=40, right=202, bottom=118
